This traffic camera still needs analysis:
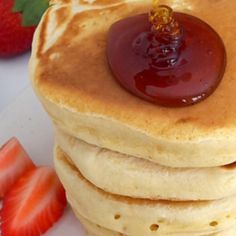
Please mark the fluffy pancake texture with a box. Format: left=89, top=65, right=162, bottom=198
left=54, top=146, right=236, bottom=236
left=30, top=0, right=236, bottom=168
left=55, top=128, right=236, bottom=201
left=76, top=211, right=125, bottom=236
left=76, top=210, right=236, bottom=236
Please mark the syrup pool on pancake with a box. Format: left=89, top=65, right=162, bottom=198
left=107, top=2, right=226, bottom=107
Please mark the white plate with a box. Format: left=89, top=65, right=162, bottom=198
left=0, top=87, right=85, bottom=236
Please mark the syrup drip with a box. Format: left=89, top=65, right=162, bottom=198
left=107, top=4, right=226, bottom=107
left=133, top=5, right=184, bottom=70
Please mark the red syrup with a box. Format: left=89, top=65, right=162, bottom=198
left=107, top=13, right=226, bottom=107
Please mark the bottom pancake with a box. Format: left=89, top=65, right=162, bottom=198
left=75, top=208, right=236, bottom=236
left=54, top=146, right=236, bottom=235
left=76, top=210, right=125, bottom=236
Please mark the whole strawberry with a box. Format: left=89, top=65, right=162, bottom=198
left=0, top=0, right=49, bottom=57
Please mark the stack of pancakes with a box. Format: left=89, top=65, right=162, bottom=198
left=30, top=0, right=236, bottom=235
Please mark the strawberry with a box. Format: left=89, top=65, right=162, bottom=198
left=0, top=137, right=35, bottom=198
left=0, top=0, right=49, bottom=57
left=1, top=166, right=67, bottom=236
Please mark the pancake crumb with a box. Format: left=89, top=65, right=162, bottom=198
left=114, top=214, right=121, bottom=220
left=209, top=221, right=218, bottom=227
left=150, top=224, right=159, bottom=231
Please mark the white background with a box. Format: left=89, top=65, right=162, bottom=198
left=0, top=53, right=30, bottom=111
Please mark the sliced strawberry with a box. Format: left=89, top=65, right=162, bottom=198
left=0, top=137, right=35, bottom=198
left=1, top=166, right=67, bottom=236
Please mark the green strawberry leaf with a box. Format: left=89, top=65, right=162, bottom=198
left=22, top=0, right=49, bottom=26
left=13, top=0, right=49, bottom=27
left=13, top=0, right=28, bottom=12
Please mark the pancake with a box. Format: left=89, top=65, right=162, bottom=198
left=77, top=211, right=125, bottom=236
left=55, top=127, right=236, bottom=201
left=30, top=0, right=236, bottom=168
left=54, top=146, right=236, bottom=236
left=76, top=210, right=236, bottom=236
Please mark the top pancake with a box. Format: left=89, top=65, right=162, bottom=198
left=30, top=0, right=236, bottom=167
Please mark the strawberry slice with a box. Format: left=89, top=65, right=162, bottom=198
left=0, top=137, right=35, bottom=198
left=1, top=166, right=67, bottom=236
